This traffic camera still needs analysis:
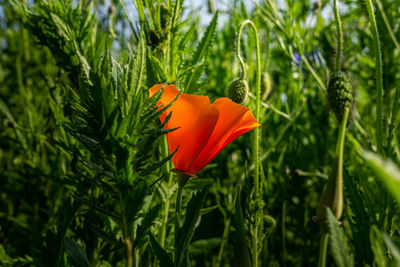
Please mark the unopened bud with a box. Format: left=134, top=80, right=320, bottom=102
left=328, top=71, right=353, bottom=123
left=228, top=78, right=249, bottom=104
left=261, top=72, right=272, bottom=100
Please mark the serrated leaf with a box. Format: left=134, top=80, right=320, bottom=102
left=140, top=147, right=178, bottom=176
left=149, top=233, right=173, bottom=267
left=370, top=225, right=387, bottom=267
left=363, top=151, right=400, bottom=205
left=62, top=123, right=103, bottom=151
left=129, top=31, right=146, bottom=98
left=189, top=238, right=224, bottom=256
left=136, top=204, right=162, bottom=244
left=326, top=208, right=354, bottom=267
left=232, top=185, right=251, bottom=267
left=343, top=168, right=372, bottom=264
left=176, top=188, right=208, bottom=267
left=183, top=12, right=218, bottom=91
left=64, top=237, right=90, bottom=267
left=382, top=233, right=400, bottom=264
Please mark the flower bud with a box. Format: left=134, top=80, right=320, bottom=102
left=228, top=78, right=249, bottom=104
left=327, top=71, right=353, bottom=122
left=261, top=72, right=272, bottom=100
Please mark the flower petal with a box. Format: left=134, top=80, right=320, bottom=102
left=187, top=97, right=260, bottom=173
left=149, top=84, right=220, bottom=174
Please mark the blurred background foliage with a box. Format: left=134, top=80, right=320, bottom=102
left=1, top=0, right=400, bottom=266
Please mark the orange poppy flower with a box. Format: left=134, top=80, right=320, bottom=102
left=149, top=84, right=261, bottom=175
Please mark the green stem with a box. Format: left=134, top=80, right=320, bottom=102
left=375, top=0, right=400, bottom=52
left=318, top=231, right=329, bottom=267
left=336, top=108, right=349, bottom=161
left=216, top=217, right=231, bottom=266
left=236, top=20, right=262, bottom=267
left=366, top=0, right=384, bottom=154
left=160, top=137, right=173, bottom=248
left=333, top=0, right=343, bottom=72
left=317, top=108, right=349, bottom=267
left=300, top=54, right=327, bottom=92
left=119, top=193, right=133, bottom=267
left=174, top=182, right=184, bottom=262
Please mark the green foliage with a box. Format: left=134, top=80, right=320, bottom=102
left=1, top=0, right=400, bottom=266
left=326, top=208, right=354, bottom=267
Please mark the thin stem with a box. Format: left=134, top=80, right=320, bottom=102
left=318, top=232, right=329, bottom=267
left=333, top=0, right=343, bottom=72
left=160, top=136, right=173, bottom=247
left=174, top=182, right=184, bottom=262
left=216, top=217, right=231, bottom=266
left=119, top=193, right=133, bottom=267
left=318, top=108, right=349, bottom=267
left=300, top=54, right=327, bottom=93
left=366, top=0, right=384, bottom=154
left=236, top=19, right=262, bottom=267
left=375, top=0, right=400, bottom=52
left=336, top=108, right=349, bottom=165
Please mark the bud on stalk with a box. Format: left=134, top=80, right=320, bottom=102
left=327, top=71, right=353, bottom=123
left=228, top=78, right=249, bottom=104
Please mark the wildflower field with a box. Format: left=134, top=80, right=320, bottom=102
left=2, top=0, right=400, bottom=266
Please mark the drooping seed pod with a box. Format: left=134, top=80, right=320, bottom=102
left=228, top=78, right=249, bottom=104
left=327, top=71, right=353, bottom=122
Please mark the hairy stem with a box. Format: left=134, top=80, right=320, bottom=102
left=333, top=0, right=343, bottom=71
left=160, top=136, right=173, bottom=248
left=119, top=193, right=133, bottom=267
left=236, top=19, right=262, bottom=267
left=366, top=0, right=384, bottom=154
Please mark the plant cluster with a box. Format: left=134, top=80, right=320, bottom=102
left=1, top=0, right=400, bottom=266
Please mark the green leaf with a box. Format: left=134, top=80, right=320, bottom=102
left=363, top=151, right=400, bottom=205
left=189, top=238, right=224, bottom=256
left=176, top=188, right=208, bottom=267
left=343, top=168, right=372, bottom=264
left=326, top=208, right=354, bottom=267
left=64, top=237, right=90, bottom=267
left=136, top=204, right=162, bottom=245
left=382, top=233, right=400, bottom=264
left=62, top=123, right=103, bottom=152
left=129, top=31, right=146, bottom=98
left=149, top=233, right=173, bottom=267
left=232, top=186, right=251, bottom=267
left=369, top=225, right=388, bottom=267
left=139, top=147, right=178, bottom=176
left=183, top=12, right=218, bottom=91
